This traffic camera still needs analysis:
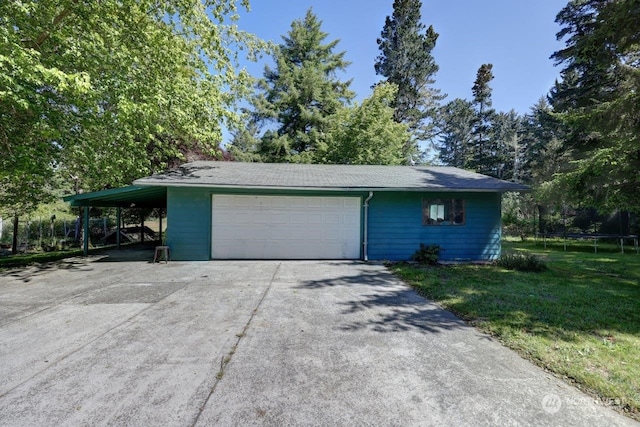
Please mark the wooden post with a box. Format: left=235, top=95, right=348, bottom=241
left=83, top=207, right=89, bottom=256
left=140, top=210, right=145, bottom=243
left=159, top=209, right=163, bottom=244
left=116, top=207, right=121, bottom=249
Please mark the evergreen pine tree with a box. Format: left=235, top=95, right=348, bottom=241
left=469, top=63, right=497, bottom=176
left=227, top=111, right=262, bottom=162
left=519, top=98, right=569, bottom=186
left=252, top=9, right=354, bottom=162
left=375, top=0, right=444, bottom=156
left=437, top=98, right=475, bottom=168
left=549, top=0, right=640, bottom=211
left=491, top=110, right=522, bottom=181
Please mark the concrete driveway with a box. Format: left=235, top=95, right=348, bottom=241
left=0, top=250, right=635, bottom=426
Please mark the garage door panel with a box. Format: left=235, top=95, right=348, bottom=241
left=344, top=213, right=359, bottom=225
left=307, top=198, right=324, bottom=208
left=289, top=213, right=306, bottom=224
left=344, top=198, right=360, bottom=208
left=324, top=214, right=339, bottom=225
left=307, top=214, right=324, bottom=224
left=212, top=195, right=361, bottom=259
left=269, top=213, right=288, bottom=225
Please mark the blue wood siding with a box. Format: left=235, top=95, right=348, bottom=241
left=166, top=187, right=211, bottom=260
left=166, top=186, right=502, bottom=262
left=367, top=192, right=501, bottom=261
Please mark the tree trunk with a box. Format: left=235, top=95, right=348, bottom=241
left=12, top=215, right=19, bottom=255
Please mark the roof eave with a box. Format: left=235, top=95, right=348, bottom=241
left=134, top=180, right=529, bottom=193
left=63, top=185, right=167, bottom=207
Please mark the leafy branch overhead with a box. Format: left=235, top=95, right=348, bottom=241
left=0, top=0, right=267, bottom=213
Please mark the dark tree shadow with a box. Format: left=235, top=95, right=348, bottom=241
left=296, top=267, right=474, bottom=335
left=0, top=247, right=158, bottom=283
left=0, top=259, right=95, bottom=283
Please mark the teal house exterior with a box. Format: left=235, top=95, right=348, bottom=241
left=127, top=161, right=527, bottom=262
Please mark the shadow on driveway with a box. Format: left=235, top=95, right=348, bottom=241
left=296, top=265, right=472, bottom=334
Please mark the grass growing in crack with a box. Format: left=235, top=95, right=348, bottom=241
left=390, top=240, right=640, bottom=421
left=216, top=356, right=226, bottom=380
left=217, top=334, right=244, bottom=380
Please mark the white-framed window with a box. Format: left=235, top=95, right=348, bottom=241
left=422, top=199, right=465, bottom=225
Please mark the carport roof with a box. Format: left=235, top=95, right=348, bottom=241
left=133, top=161, right=529, bottom=192
left=63, top=185, right=167, bottom=208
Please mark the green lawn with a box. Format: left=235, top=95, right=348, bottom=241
left=390, top=240, right=640, bottom=421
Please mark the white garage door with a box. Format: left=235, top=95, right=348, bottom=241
left=211, top=195, right=361, bottom=259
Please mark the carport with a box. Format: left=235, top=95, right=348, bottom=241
left=63, top=186, right=167, bottom=255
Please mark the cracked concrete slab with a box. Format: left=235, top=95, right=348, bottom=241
left=0, top=252, right=636, bottom=426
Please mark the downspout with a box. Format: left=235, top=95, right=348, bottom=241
left=363, top=191, right=374, bottom=261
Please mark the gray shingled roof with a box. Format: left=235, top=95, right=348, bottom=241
left=134, top=161, right=529, bottom=192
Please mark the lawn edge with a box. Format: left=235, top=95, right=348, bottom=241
left=390, top=264, right=640, bottom=422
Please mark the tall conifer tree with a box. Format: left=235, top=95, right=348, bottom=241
left=469, top=63, right=496, bottom=176
left=550, top=0, right=640, bottom=211
left=252, top=9, right=354, bottom=162
left=437, top=98, right=475, bottom=168
left=375, top=0, right=443, bottom=156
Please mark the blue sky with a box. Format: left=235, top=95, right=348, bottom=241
left=235, top=0, right=568, bottom=115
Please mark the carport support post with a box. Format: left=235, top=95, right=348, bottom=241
left=83, top=207, right=89, bottom=256
left=159, top=209, right=163, bottom=244
left=140, top=210, right=145, bottom=243
left=116, top=207, right=121, bottom=249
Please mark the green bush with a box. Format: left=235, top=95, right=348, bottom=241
left=496, top=252, right=546, bottom=272
left=411, top=243, right=440, bottom=265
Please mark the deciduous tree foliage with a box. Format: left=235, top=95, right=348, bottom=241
left=550, top=0, right=640, bottom=212
left=0, top=0, right=263, bottom=212
left=319, top=83, right=409, bottom=165
left=251, top=9, right=353, bottom=162
left=375, top=0, right=444, bottom=154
